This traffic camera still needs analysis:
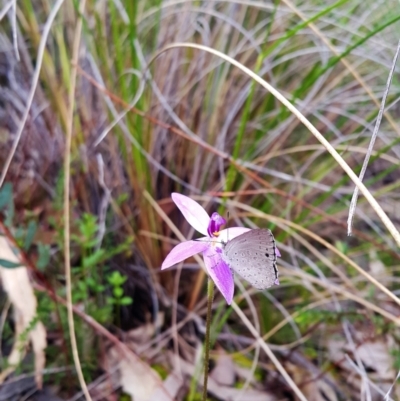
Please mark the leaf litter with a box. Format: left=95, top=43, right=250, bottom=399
left=0, top=236, right=46, bottom=389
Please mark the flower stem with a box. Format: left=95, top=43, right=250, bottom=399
left=202, top=277, right=214, bottom=401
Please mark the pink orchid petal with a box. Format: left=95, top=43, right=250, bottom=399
left=171, top=193, right=210, bottom=236
left=203, top=246, right=234, bottom=305
left=161, top=240, right=209, bottom=270
left=218, top=227, right=251, bottom=242
left=276, top=247, right=281, bottom=258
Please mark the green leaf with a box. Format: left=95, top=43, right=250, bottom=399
left=70, top=235, right=99, bottom=249
left=91, top=305, right=112, bottom=324
left=116, top=192, right=128, bottom=205
left=95, top=285, right=105, bottom=293
left=77, top=281, right=87, bottom=292
left=86, top=277, right=105, bottom=292
left=15, top=227, right=24, bottom=240
left=24, top=220, right=38, bottom=251
left=78, top=213, right=99, bottom=242
left=113, top=286, right=123, bottom=298
left=86, top=277, right=96, bottom=287
left=0, top=258, right=22, bottom=269
left=73, top=292, right=86, bottom=303
left=0, top=182, right=12, bottom=210
left=107, top=236, right=134, bottom=258
left=4, top=199, right=14, bottom=226
left=37, top=243, right=50, bottom=270
left=119, top=296, right=133, bottom=305
left=107, top=271, right=127, bottom=286
left=82, top=249, right=106, bottom=268
left=335, top=241, right=348, bottom=255
left=83, top=238, right=101, bottom=249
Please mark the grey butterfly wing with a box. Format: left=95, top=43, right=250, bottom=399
left=223, top=229, right=278, bottom=290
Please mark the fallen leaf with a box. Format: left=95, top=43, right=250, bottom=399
left=355, top=339, right=395, bottom=380
left=328, top=336, right=395, bottom=381
left=106, top=347, right=160, bottom=400
left=0, top=236, right=47, bottom=388
left=210, top=349, right=235, bottom=386
left=103, top=311, right=181, bottom=400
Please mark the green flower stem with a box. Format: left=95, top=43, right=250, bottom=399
left=202, top=277, right=214, bottom=401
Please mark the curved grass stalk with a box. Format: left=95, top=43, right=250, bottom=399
left=64, top=1, right=92, bottom=400
left=147, top=42, right=400, bottom=248
left=77, top=74, right=397, bottom=259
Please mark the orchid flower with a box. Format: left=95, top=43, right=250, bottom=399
left=161, top=193, right=280, bottom=304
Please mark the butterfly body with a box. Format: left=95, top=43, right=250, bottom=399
left=221, top=229, right=279, bottom=289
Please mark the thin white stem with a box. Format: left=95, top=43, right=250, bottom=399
left=347, top=38, right=400, bottom=235
left=64, top=1, right=92, bottom=400
left=11, top=0, right=19, bottom=60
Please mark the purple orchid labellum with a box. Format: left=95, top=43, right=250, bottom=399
left=161, top=193, right=280, bottom=304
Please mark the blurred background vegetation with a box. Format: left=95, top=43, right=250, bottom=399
left=0, top=0, right=399, bottom=400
